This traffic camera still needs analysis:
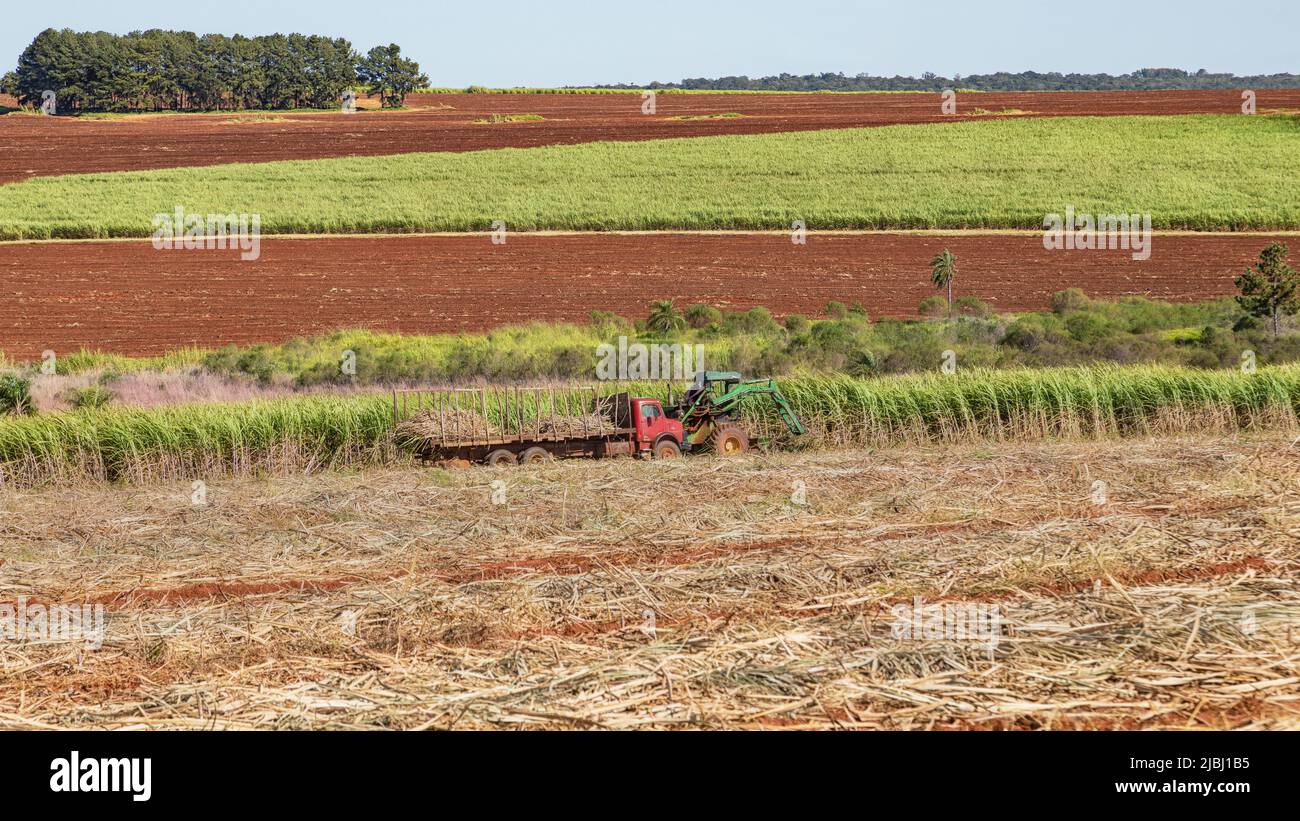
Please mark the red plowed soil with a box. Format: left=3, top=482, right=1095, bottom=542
left=1, top=89, right=1295, bottom=183
left=2, top=231, right=1286, bottom=357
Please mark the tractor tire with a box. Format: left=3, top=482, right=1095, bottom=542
left=710, top=424, right=750, bottom=456
left=653, top=438, right=682, bottom=459
left=519, top=446, right=552, bottom=464
left=485, top=448, right=517, bottom=467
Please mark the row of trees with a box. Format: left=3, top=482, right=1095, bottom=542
left=597, top=68, right=1300, bottom=93
left=923, top=243, right=1299, bottom=336
left=1, top=29, right=428, bottom=112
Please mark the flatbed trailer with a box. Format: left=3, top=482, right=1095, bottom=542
left=392, top=385, right=684, bottom=465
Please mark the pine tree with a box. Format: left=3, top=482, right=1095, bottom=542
left=1235, top=242, right=1299, bottom=337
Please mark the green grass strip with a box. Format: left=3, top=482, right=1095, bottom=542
left=1, top=114, right=1296, bottom=240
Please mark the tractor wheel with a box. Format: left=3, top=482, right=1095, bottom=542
left=710, top=424, right=750, bottom=456
left=484, top=448, right=517, bottom=467
left=653, top=439, right=682, bottom=459
left=518, top=446, right=552, bottom=464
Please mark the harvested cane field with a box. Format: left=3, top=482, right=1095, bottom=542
left=2, top=231, right=1292, bottom=357
left=1, top=434, right=1296, bottom=729
left=3, top=89, right=1297, bottom=184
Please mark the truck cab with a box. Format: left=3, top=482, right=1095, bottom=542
left=630, top=398, right=686, bottom=458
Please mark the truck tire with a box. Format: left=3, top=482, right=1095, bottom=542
left=710, top=424, right=749, bottom=456
left=519, top=446, right=552, bottom=464
left=653, top=438, right=682, bottom=459
left=485, top=448, right=517, bottom=467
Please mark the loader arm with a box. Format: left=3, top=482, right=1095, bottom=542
left=764, top=384, right=808, bottom=436
left=679, top=375, right=807, bottom=436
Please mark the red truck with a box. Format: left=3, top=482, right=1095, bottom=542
left=392, top=386, right=685, bottom=465
left=392, top=373, right=804, bottom=466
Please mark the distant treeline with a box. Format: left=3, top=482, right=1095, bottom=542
left=597, top=68, right=1300, bottom=92
left=2, top=29, right=427, bottom=112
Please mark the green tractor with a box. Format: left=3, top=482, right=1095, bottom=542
left=673, top=371, right=807, bottom=455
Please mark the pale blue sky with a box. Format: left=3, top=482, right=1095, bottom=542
left=5, top=0, right=1298, bottom=87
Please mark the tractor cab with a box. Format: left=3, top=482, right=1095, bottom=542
left=629, top=398, right=686, bottom=458
left=682, top=371, right=744, bottom=412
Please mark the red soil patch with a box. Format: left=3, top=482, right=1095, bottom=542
left=1063, top=555, right=1272, bottom=592
left=41, top=538, right=794, bottom=612
left=2, top=231, right=1286, bottom=358
left=87, top=576, right=361, bottom=606
left=1, top=89, right=1295, bottom=183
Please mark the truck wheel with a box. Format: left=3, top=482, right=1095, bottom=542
left=519, top=446, right=552, bottom=464
left=653, top=439, right=682, bottom=459
left=711, top=425, right=749, bottom=456
left=485, top=448, right=517, bottom=467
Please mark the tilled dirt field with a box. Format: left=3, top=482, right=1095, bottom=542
left=0, top=434, right=1296, bottom=729
left=2, top=89, right=1296, bottom=183
left=2, top=231, right=1291, bottom=357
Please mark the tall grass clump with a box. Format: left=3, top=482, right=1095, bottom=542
left=751, top=364, right=1300, bottom=448
left=0, top=372, right=34, bottom=415
left=0, top=394, right=396, bottom=485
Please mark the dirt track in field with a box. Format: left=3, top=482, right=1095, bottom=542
left=1, top=231, right=1287, bottom=357
left=2, top=89, right=1295, bottom=183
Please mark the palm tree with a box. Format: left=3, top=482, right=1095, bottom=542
left=646, top=300, right=686, bottom=335
left=930, top=249, right=957, bottom=317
